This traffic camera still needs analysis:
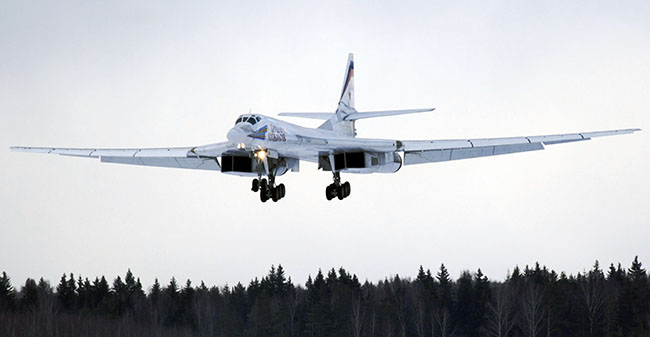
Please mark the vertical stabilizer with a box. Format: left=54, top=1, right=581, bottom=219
left=318, top=53, right=357, bottom=136
left=338, top=53, right=355, bottom=113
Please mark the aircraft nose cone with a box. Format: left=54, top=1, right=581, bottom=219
left=227, top=127, right=248, bottom=142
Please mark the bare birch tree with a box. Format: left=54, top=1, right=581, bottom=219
left=482, top=282, right=516, bottom=337
left=434, top=309, right=455, bottom=337
left=349, top=294, right=363, bottom=337
left=579, top=269, right=606, bottom=337
left=409, top=282, right=427, bottom=337
left=518, top=283, right=544, bottom=337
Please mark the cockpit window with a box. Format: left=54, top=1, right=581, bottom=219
left=235, top=115, right=261, bottom=126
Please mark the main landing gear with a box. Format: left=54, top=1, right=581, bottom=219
left=325, top=172, right=351, bottom=201
left=250, top=151, right=287, bottom=203
left=252, top=177, right=286, bottom=203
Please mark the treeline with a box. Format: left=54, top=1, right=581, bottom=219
left=0, top=258, right=648, bottom=337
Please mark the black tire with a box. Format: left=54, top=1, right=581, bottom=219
left=337, top=185, right=345, bottom=200
left=260, top=187, right=268, bottom=202
left=343, top=182, right=351, bottom=198
left=278, top=184, right=286, bottom=198
left=271, top=188, right=279, bottom=202
left=260, top=178, right=268, bottom=190
left=252, top=179, right=259, bottom=192
left=325, top=185, right=334, bottom=200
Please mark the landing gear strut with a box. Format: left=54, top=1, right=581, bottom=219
left=325, top=172, right=351, bottom=201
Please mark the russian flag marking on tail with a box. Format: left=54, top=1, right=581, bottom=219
left=338, top=53, right=355, bottom=111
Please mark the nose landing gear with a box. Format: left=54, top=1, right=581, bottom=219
left=326, top=172, right=351, bottom=201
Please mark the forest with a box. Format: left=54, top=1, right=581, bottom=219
left=0, top=257, right=648, bottom=337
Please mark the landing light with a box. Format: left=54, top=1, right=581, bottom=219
left=255, top=150, right=267, bottom=160
left=237, top=143, right=246, bottom=149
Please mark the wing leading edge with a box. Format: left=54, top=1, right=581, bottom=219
left=10, top=142, right=235, bottom=170
left=399, top=128, right=640, bottom=165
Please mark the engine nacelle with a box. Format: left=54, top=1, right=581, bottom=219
left=220, top=152, right=295, bottom=177
left=319, top=151, right=402, bottom=174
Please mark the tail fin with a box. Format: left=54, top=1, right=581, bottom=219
left=292, top=53, right=431, bottom=137
left=338, top=53, right=355, bottom=114
left=318, top=53, right=357, bottom=136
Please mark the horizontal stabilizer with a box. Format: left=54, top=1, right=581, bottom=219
left=277, top=112, right=333, bottom=120
left=344, top=108, right=434, bottom=121
left=279, top=108, right=434, bottom=121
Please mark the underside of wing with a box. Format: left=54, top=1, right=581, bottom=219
left=399, top=128, right=640, bottom=165
left=11, top=142, right=235, bottom=171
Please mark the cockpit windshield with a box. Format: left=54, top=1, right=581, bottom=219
left=234, top=114, right=262, bottom=126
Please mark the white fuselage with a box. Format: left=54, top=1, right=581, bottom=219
left=226, top=114, right=398, bottom=163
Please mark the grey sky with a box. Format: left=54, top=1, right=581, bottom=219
left=1, top=0, right=649, bottom=289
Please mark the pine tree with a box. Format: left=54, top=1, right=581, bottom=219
left=437, top=264, right=453, bottom=309
left=627, top=256, right=649, bottom=334
left=76, top=276, right=87, bottom=312
left=124, top=269, right=136, bottom=309
left=231, top=282, right=249, bottom=335
left=454, top=270, right=474, bottom=336
left=121, top=269, right=144, bottom=311
left=180, top=279, right=196, bottom=327
left=414, top=266, right=436, bottom=337
left=19, top=278, right=39, bottom=311
left=0, top=272, right=16, bottom=312
left=93, top=276, right=110, bottom=313
left=306, top=269, right=331, bottom=337
left=67, top=273, right=77, bottom=311
left=56, top=273, right=76, bottom=311
left=149, top=278, right=163, bottom=327
left=112, top=275, right=127, bottom=316
left=37, top=277, right=52, bottom=298
left=274, top=264, right=288, bottom=296
left=474, top=268, right=491, bottom=334
left=150, top=278, right=161, bottom=303
left=163, top=277, right=181, bottom=326
left=436, top=264, right=455, bottom=336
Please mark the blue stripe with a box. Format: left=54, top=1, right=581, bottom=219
left=340, top=61, right=354, bottom=99
left=248, top=125, right=268, bottom=139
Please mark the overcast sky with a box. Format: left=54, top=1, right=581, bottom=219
left=1, top=0, right=649, bottom=289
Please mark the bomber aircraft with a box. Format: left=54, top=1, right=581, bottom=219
left=12, top=54, right=640, bottom=202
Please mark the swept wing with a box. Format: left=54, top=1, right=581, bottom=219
left=399, top=128, right=640, bottom=165
left=10, top=142, right=235, bottom=170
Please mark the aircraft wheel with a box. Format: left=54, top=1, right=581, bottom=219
left=252, top=179, right=259, bottom=192
left=343, top=182, right=351, bottom=198
left=325, top=185, right=335, bottom=200
left=271, top=187, right=279, bottom=202
left=260, top=184, right=269, bottom=202
left=278, top=184, right=286, bottom=199
left=260, top=178, right=268, bottom=190
left=337, top=186, right=345, bottom=200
